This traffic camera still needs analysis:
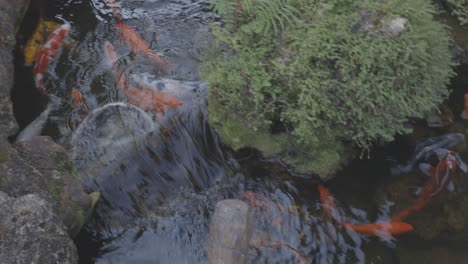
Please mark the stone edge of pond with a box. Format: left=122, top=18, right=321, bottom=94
left=0, top=1, right=88, bottom=263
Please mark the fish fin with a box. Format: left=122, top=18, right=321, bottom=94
left=447, top=181, right=455, bottom=192
left=455, top=154, right=468, bottom=173
left=434, top=148, right=449, bottom=160
left=49, top=95, right=62, bottom=109
left=418, top=163, right=433, bottom=177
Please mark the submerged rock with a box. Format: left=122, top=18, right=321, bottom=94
left=208, top=199, right=255, bottom=264
left=0, top=192, right=78, bottom=264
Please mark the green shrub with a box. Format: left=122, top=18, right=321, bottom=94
left=202, top=0, right=454, bottom=177
left=447, top=0, right=468, bottom=26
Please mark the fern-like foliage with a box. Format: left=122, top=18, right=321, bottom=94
left=202, top=0, right=454, bottom=177
left=447, top=0, right=468, bottom=26
left=210, top=0, right=299, bottom=33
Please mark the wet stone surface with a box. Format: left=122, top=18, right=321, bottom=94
left=208, top=199, right=255, bottom=264
left=0, top=192, right=78, bottom=264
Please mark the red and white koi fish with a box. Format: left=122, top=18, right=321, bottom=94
left=33, top=23, right=71, bottom=96
left=116, top=21, right=171, bottom=69
left=341, top=221, right=414, bottom=236
left=392, top=149, right=467, bottom=221
left=104, top=41, right=182, bottom=113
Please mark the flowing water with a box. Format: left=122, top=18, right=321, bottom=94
left=12, top=1, right=468, bottom=263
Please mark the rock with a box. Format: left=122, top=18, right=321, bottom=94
left=15, top=136, right=97, bottom=237
left=354, top=10, right=408, bottom=38
left=0, top=192, right=78, bottom=264
left=0, top=0, right=30, bottom=139
left=207, top=199, right=255, bottom=264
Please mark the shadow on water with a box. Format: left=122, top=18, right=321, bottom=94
left=12, top=0, right=468, bottom=263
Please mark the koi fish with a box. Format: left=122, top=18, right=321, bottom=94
left=115, top=21, right=170, bottom=69
left=104, top=41, right=182, bottom=113
left=33, top=23, right=71, bottom=96
left=317, top=184, right=340, bottom=222
left=392, top=149, right=468, bottom=221
left=16, top=96, right=61, bottom=142
left=391, top=133, right=465, bottom=175
left=124, top=86, right=182, bottom=113
left=341, top=221, right=414, bottom=236
left=24, top=19, right=61, bottom=65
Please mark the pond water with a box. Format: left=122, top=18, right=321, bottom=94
left=12, top=1, right=468, bottom=263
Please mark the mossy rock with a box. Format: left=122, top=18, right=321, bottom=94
left=203, top=0, right=454, bottom=177
left=14, top=136, right=98, bottom=237
left=0, top=145, right=10, bottom=164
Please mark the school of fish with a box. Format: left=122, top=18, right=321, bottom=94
left=28, top=3, right=181, bottom=129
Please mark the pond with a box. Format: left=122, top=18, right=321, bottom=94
left=12, top=0, right=468, bottom=263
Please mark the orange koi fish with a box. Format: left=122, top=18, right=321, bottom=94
left=317, top=184, right=340, bottom=222
left=124, top=86, right=182, bottom=113
left=392, top=149, right=467, bottom=221
left=33, top=23, right=71, bottom=96
left=104, top=41, right=182, bottom=113
left=341, top=221, right=414, bottom=236
left=116, top=21, right=170, bottom=69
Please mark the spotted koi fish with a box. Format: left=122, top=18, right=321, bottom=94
left=33, top=23, right=71, bottom=96
left=392, top=149, right=467, bottom=221
left=24, top=19, right=61, bottom=66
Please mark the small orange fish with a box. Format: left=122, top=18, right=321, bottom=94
left=341, top=221, right=414, bottom=236
left=317, top=184, right=340, bottom=222
left=116, top=21, right=171, bottom=69
left=104, top=41, right=182, bottom=113
left=125, top=86, right=182, bottom=113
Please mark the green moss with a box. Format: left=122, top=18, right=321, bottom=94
left=54, top=153, right=79, bottom=179
left=0, top=148, right=9, bottom=164
left=48, top=177, right=64, bottom=203
left=202, top=0, right=454, bottom=177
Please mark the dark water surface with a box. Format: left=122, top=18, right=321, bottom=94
left=12, top=1, right=468, bottom=263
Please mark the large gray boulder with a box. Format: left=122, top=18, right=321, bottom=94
left=207, top=199, right=255, bottom=264
left=0, top=192, right=79, bottom=264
